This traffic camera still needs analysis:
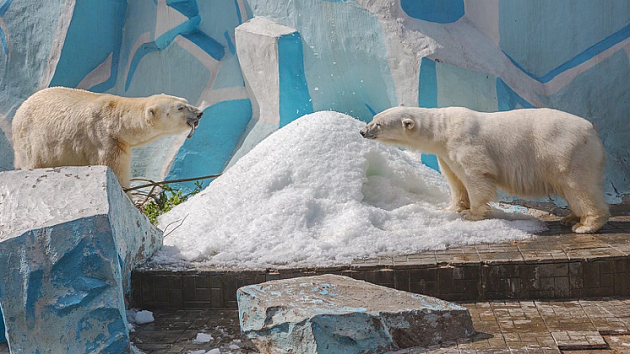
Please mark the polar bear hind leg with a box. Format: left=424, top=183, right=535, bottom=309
left=559, top=177, right=609, bottom=234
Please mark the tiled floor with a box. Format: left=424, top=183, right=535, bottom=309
left=127, top=298, right=630, bottom=354
left=130, top=309, right=256, bottom=354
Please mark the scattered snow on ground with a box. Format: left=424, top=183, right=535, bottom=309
left=130, top=344, right=146, bottom=354
left=155, top=111, right=545, bottom=270
left=187, top=350, right=220, bottom=354
left=193, top=333, right=214, bottom=343
left=134, top=310, right=154, bottom=325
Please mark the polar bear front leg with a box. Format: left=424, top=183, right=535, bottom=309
left=438, top=157, right=470, bottom=212
left=460, top=174, right=496, bottom=221
left=110, top=154, right=132, bottom=190
left=95, top=147, right=132, bottom=189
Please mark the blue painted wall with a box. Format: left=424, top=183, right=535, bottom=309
left=49, top=0, right=127, bottom=92
left=278, top=32, right=313, bottom=128
left=499, top=0, right=630, bottom=81
left=166, top=99, right=252, bottom=190
left=401, top=0, right=464, bottom=23
left=1, top=0, right=630, bottom=203
left=543, top=50, right=630, bottom=202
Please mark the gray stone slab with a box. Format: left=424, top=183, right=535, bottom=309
left=237, top=274, right=474, bottom=354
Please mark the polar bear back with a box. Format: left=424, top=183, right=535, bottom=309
left=447, top=107, right=605, bottom=197
left=12, top=87, right=136, bottom=169
left=11, top=87, right=201, bottom=189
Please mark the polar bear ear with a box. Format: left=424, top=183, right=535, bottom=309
left=402, top=118, right=415, bottom=130
left=146, top=106, right=156, bottom=120
left=399, top=103, right=405, bottom=107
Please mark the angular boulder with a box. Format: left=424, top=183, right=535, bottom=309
left=0, top=166, right=163, bottom=353
left=237, top=274, right=474, bottom=354
left=230, top=17, right=313, bottom=164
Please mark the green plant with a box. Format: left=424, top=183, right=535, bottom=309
left=142, top=181, right=203, bottom=225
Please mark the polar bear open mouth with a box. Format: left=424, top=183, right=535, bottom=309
left=186, top=118, right=200, bottom=138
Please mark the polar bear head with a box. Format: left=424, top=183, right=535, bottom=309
left=145, top=94, right=203, bottom=138
left=360, top=106, right=417, bottom=145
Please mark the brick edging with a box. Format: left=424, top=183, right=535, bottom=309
left=130, top=255, right=630, bottom=309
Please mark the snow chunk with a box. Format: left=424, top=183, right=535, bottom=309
left=187, top=350, right=219, bottom=354
left=131, top=344, right=146, bottom=354
left=157, top=111, right=545, bottom=269
left=134, top=310, right=154, bottom=325
left=193, top=333, right=214, bottom=343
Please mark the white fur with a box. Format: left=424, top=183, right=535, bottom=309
left=12, top=87, right=202, bottom=188
left=361, top=106, right=609, bottom=233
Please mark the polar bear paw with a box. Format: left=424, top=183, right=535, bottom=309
left=572, top=223, right=596, bottom=234
left=461, top=209, right=486, bottom=221
left=444, top=204, right=468, bottom=213
left=571, top=214, right=609, bottom=233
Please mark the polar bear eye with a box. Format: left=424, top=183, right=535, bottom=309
left=376, top=123, right=381, bottom=128
left=178, top=106, right=185, bottom=111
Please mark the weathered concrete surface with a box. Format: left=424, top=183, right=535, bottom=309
left=0, top=166, right=163, bottom=290
left=237, top=274, right=474, bottom=354
left=0, top=166, right=163, bottom=352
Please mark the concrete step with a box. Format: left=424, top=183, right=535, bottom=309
left=131, top=216, right=630, bottom=309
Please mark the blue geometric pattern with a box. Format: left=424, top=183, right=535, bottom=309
left=125, top=0, right=224, bottom=91
left=499, top=0, right=630, bottom=82
left=401, top=0, right=464, bottom=23
left=278, top=32, right=313, bottom=128
left=0, top=0, right=12, bottom=55
left=49, top=0, right=127, bottom=92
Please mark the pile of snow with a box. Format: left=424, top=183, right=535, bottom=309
left=155, top=111, right=545, bottom=269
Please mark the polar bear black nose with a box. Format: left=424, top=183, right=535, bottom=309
left=360, top=129, right=366, bottom=137
left=197, top=111, right=203, bottom=119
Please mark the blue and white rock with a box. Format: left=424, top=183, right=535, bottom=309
left=237, top=274, right=474, bottom=354
left=0, top=166, right=163, bottom=352
left=230, top=17, right=313, bottom=165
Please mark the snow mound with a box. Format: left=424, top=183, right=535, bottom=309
left=156, top=111, right=545, bottom=269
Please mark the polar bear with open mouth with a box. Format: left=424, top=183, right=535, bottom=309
left=12, top=87, right=203, bottom=189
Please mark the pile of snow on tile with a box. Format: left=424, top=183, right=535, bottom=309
left=155, top=111, right=545, bottom=269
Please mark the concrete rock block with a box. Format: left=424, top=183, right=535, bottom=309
left=236, top=17, right=297, bottom=125
left=237, top=274, right=474, bottom=354
left=233, top=17, right=313, bottom=161
left=0, top=166, right=163, bottom=352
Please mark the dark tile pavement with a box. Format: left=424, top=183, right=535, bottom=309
left=122, top=297, right=630, bottom=354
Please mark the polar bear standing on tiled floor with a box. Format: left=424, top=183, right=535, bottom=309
left=360, top=106, right=609, bottom=233
left=12, top=87, right=203, bottom=189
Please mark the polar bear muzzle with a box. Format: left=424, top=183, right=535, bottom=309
left=186, top=109, right=203, bottom=138
left=360, top=123, right=378, bottom=139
